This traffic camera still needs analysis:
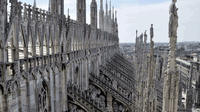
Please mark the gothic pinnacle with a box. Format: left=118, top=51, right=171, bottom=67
left=100, top=0, right=103, bottom=10
left=162, top=0, right=179, bottom=111
left=115, top=10, right=117, bottom=23
left=136, top=30, right=138, bottom=38
left=106, top=0, right=108, bottom=15
left=33, top=0, right=36, bottom=7
left=112, top=6, right=114, bottom=20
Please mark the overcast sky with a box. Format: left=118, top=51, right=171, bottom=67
left=19, top=0, right=200, bottom=43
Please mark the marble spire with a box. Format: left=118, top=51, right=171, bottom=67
left=162, top=0, right=179, bottom=112
left=99, top=0, right=104, bottom=30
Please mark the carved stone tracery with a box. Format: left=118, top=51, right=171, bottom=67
left=38, top=81, right=49, bottom=112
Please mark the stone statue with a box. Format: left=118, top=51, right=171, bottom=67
left=99, top=95, right=106, bottom=108
left=169, top=0, right=178, bottom=37
left=119, top=105, right=125, bottom=112
left=69, top=104, right=77, bottom=112
left=136, top=30, right=138, bottom=37
left=150, top=24, right=154, bottom=38
left=162, top=0, right=179, bottom=112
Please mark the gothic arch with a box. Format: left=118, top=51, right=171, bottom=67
left=37, top=80, right=49, bottom=112
left=6, top=80, right=20, bottom=112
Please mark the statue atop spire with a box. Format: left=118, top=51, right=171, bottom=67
left=150, top=24, right=154, bottom=39
left=147, top=24, right=156, bottom=112
left=136, top=30, right=138, bottom=38
left=144, top=30, right=147, bottom=44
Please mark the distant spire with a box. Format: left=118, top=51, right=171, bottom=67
left=33, top=0, right=36, bottom=7
left=109, top=0, right=111, bottom=17
left=100, top=0, right=103, bottom=10
left=68, top=8, right=70, bottom=18
left=115, top=10, right=117, bottom=23
left=48, top=0, right=51, bottom=11
left=106, top=0, right=108, bottom=15
left=110, top=0, right=112, bottom=11
left=112, top=6, right=114, bottom=20
left=99, top=0, right=104, bottom=30
left=136, top=30, right=138, bottom=37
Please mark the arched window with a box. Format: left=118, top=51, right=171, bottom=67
left=0, top=86, right=4, bottom=112
left=38, top=81, right=49, bottom=112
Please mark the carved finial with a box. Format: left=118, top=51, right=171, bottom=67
left=112, top=6, right=114, bottom=20
left=67, top=8, right=70, bottom=20
left=150, top=24, right=154, bottom=38
left=136, top=30, right=138, bottom=37
left=68, top=8, right=69, bottom=16
left=115, top=10, right=117, bottom=22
